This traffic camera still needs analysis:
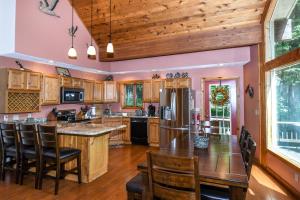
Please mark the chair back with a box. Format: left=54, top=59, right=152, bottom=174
left=0, top=123, right=18, bottom=149
left=244, top=137, right=256, bottom=178
left=18, top=124, right=39, bottom=153
left=240, top=130, right=250, bottom=152
left=38, top=125, right=58, bottom=157
left=147, top=151, right=200, bottom=200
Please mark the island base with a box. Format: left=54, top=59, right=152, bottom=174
left=59, top=133, right=109, bottom=183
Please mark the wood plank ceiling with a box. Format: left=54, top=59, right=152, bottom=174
left=72, top=0, right=268, bottom=61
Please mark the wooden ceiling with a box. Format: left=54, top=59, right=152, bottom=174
left=72, top=0, right=268, bottom=61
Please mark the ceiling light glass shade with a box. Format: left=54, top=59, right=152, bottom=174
left=68, top=47, right=77, bottom=59
left=87, top=45, right=96, bottom=56
left=106, top=42, right=114, bottom=53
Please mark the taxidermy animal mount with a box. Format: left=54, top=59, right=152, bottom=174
left=69, top=26, right=78, bottom=37
left=39, top=0, right=60, bottom=18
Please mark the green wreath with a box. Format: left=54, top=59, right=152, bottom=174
left=210, top=86, right=229, bottom=106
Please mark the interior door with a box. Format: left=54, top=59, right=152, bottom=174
left=204, top=79, right=238, bottom=135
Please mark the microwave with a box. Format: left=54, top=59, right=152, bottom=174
left=61, top=87, right=84, bottom=104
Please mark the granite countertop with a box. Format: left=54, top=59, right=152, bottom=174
left=57, top=123, right=126, bottom=137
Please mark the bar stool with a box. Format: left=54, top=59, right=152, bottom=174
left=0, top=123, right=20, bottom=184
left=18, top=124, right=41, bottom=188
left=38, top=125, right=82, bottom=195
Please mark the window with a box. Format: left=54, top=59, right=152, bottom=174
left=209, top=84, right=231, bottom=134
left=123, top=83, right=143, bottom=108
left=266, top=63, right=300, bottom=167
left=267, top=0, right=300, bottom=60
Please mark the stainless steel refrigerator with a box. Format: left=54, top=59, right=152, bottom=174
left=159, top=88, right=195, bottom=148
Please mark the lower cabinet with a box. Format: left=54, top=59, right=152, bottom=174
left=122, top=117, right=131, bottom=144
left=102, top=117, right=124, bottom=145
left=148, top=118, right=160, bottom=147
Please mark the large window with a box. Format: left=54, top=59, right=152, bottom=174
left=266, top=63, right=300, bottom=167
left=123, top=83, right=143, bottom=108
left=267, top=0, right=300, bottom=60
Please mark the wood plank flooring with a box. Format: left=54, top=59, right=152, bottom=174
left=0, top=145, right=296, bottom=200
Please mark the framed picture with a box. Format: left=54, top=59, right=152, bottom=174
left=56, top=67, right=71, bottom=77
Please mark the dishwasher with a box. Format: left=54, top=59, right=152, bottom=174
left=131, top=117, right=148, bottom=145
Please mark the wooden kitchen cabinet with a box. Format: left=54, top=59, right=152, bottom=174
left=151, top=80, right=162, bottom=103
left=148, top=118, right=160, bottom=147
left=122, top=117, right=131, bottom=144
left=94, top=81, right=104, bottom=103
left=103, top=117, right=124, bottom=145
left=103, top=81, right=118, bottom=103
left=41, top=74, right=60, bottom=105
left=26, top=72, right=41, bottom=90
left=83, top=80, right=94, bottom=103
left=60, top=76, right=73, bottom=88
left=143, top=80, right=152, bottom=103
left=164, top=78, right=191, bottom=89
left=72, top=78, right=83, bottom=88
left=7, top=69, right=26, bottom=90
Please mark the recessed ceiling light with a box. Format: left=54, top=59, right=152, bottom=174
left=48, top=60, right=54, bottom=64
left=219, top=63, right=224, bottom=66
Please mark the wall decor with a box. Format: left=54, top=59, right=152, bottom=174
left=68, top=25, right=78, bottom=37
left=39, top=0, right=60, bottom=18
left=166, top=73, right=173, bottom=79
left=105, top=75, right=114, bottom=81
left=56, top=67, right=71, bottom=77
left=152, top=74, right=160, bottom=79
left=181, top=72, right=189, bottom=78
left=245, top=84, right=254, bottom=98
left=174, top=72, right=181, bottom=78
left=15, top=61, right=29, bottom=71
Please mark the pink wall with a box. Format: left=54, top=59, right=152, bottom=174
left=0, top=56, right=105, bottom=121
left=111, top=66, right=245, bottom=129
left=14, top=0, right=109, bottom=71
left=243, top=45, right=261, bottom=160
left=110, top=47, right=250, bottom=72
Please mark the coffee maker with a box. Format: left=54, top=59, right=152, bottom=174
left=148, top=104, right=156, bottom=116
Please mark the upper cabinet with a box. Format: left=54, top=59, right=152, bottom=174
left=27, top=72, right=41, bottom=90
left=7, top=69, right=41, bottom=91
left=143, top=80, right=162, bottom=103
left=8, top=69, right=26, bottom=89
left=41, top=74, right=60, bottom=105
left=94, top=81, right=104, bottom=103
left=83, top=80, right=94, bottom=103
left=143, top=80, right=152, bottom=103
left=60, top=76, right=83, bottom=88
left=72, top=78, right=83, bottom=88
left=164, top=78, right=191, bottom=89
left=103, top=81, right=118, bottom=103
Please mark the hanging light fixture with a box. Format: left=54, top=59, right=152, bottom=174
left=106, top=0, right=114, bottom=56
left=87, top=0, right=96, bottom=58
left=68, top=0, right=77, bottom=59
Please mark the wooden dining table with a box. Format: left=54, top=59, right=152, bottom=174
left=137, top=133, right=248, bottom=200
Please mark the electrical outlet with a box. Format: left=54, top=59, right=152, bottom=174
left=294, top=173, right=299, bottom=183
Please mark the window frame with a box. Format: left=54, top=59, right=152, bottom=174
left=262, top=0, right=300, bottom=171
left=121, top=81, right=144, bottom=109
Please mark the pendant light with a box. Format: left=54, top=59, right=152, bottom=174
left=68, top=0, right=77, bottom=59
left=106, top=0, right=114, bottom=55
left=87, top=0, right=96, bottom=58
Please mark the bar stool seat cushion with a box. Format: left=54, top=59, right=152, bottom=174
left=126, top=173, right=144, bottom=194
left=201, top=185, right=230, bottom=200
left=42, top=147, right=81, bottom=159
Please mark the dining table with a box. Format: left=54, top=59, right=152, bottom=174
left=137, top=133, right=248, bottom=200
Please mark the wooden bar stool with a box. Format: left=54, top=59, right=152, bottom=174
left=38, top=125, right=82, bottom=195
left=18, top=124, right=41, bottom=188
left=0, top=123, right=20, bottom=184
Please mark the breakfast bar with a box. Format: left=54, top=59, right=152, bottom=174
left=56, top=123, right=126, bottom=183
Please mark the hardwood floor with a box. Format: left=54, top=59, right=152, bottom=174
left=0, top=145, right=296, bottom=200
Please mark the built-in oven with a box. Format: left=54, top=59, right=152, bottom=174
left=61, top=87, right=84, bottom=104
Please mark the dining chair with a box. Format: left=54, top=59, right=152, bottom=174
left=126, top=173, right=145, bottom=200
left=244, top=136, right=256, bottom=178
left=38, top=125, right=82, bottom=195
left=241, top=131, right=251, bottom=160
left=146, top=151, right=230, bottom=200
left=147, top=151, right=200, bottom=200
left=18, top=124, right=40, bottom=188
left=239, top=126, right=246, bottom=146
left=0, top=123, right=20, bottom=184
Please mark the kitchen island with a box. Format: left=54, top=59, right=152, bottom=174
left=56, top=122, right=126, bottom=183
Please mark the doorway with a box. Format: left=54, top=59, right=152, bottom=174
left=203, top=79, right=238, bottom=135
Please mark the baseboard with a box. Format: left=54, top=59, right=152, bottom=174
left=261, top=165, right=300, bottom=198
